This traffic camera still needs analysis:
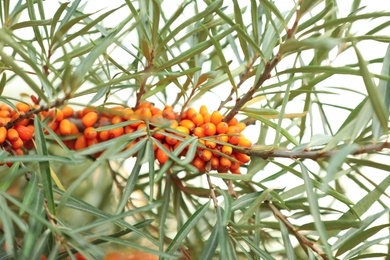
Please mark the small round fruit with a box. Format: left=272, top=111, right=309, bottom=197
left=59, top=119, right=72, bottom=135
left=82, top=112, right=98, bottom=127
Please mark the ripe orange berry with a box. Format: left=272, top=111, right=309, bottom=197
left=11, top=137, right=23, bottom=149
left=152, top=129, right=165, bottom=139
left=235, top=152, right=251, bottom=163
left=165, top=135, right=178, bottom=146
left=0, top=127, right=7, bottom=144
left=175, top=125, right=190, bottom=136
left=84, top=127, right=97, bottom=139
left=210, top=111, right=223, bottom=126
left=82, top=112, right=98, bottom=127
left=227, top=125, right=240, bottom=134
left=0, top=110, right=10, bottom=118
left=191, top=112, right=204, bottom=126
left=221, top=145, right=233, bottom=155
left=122, top=108, right=134, bottom=120
left=199, top=105, right=209, bottom=115
left=137, top=123, right=147, bottom=131
left=205, top=139, right=217, bottom=149
left=179, top=119, right=195, bottom=132
left=75, top=135, right=87, bottom=150
left=49, top=109, right=64, bottom=122
left=59, top=119, right=72, bottom=135
left=99, top=130, right=109, bottom=141
left=192, top=156, right=205, bottom=171
left=193, top=127, right=205, bottom=138
left=61, top=105, right=74, bottom=118
left=185, top=107, right=197, bottom=119
left=16, top=102, right=30, bottom=113
left=230, top=156, right=241, bottom=171
left=216, top=134, right=229, bottom=143
left=137, top=101, right=152, bottom=109
left=230, top=167, right=241, bottom=174
left=108, top=127, right=124, bottom=139
left=203, top=113, right=211, bottom=123
left=69, top=122, right=79, bottom=134
left=7, top=128, right=19, bottom=141
left=135, top=107, right=152, bottom=118
left=169, top=120, right=179, bottom=128
left=14, top=112, right=30, bottom=126
left=220, top=156, right=232, bottom=168
left=237, top=136, right=252, bottom=147
left=156, top=144, right=170, bottom=164
left=124, top=125, right=136, bottom=134
left=236, top=122, right=246, bottom=132
left=228, top=117, right=238, bottom=126
left=87, top=137, right=99, bottom=147
left=0, top=103, right=11, bottom=111
left=200, top=149, right=213, bottom=162
left=111, top=115, right=123, bottom=125
left=14, top=148, right=24, bottom=156
left=151, top=106, right=162, bottom=116
left=47, top=121, right=59, bottom=132
left=203, top=122, right=216, bottom=136
left=228, top=135, right=240, bottom=145
left=14, top=125, right=34, bottom=141
left=210, top=156, right=220, bottom=170
left=216, top=122, right=228, bottom=134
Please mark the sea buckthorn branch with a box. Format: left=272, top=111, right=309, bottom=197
left=223, top=3, right=302, bottom=123
left=237, top=142, right=390, bottom=161
left=265, top=200, right=328, bottom=260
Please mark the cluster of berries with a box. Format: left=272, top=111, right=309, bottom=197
left=0, top=101, right=251, bottom=173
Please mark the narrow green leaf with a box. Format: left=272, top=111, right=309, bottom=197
left=34, top=117, right=55, bottom=215
left=8, top=19, right=51, bottom=30
left=280, top=37, right=340, bottom=55
left=0, top=73, right=6, bottom=95
left=243, top=237, right=276, bottom=259
left=115, top=144, right=146, bottom=214
left=279, top=221, right=296, bottom=260
left=297, top=161, right=333, bottom=259
left=353, top=42, right=388, bottom=133
left=232, top=0, right=249, bottom=61
left=166, top=201, right=210, bottom=254
left=199, top=224, right=219, bottom=259
left=260, top=0, right=288, bottom=30
left=70, top=30, right=117, bottom=92
left=49, top=2, right=69, bottom=39
left=299, top=220, right=361, bottom=231
left=373, top=42, right=390, bottom=138
left=336, top=224, right=390, bottom=256
left=238, top=188, right=273, bottom=224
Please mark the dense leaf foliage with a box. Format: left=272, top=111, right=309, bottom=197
left=0, top=0, right=389, bottom=259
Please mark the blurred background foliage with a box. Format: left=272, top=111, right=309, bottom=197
left=0, top=0, right=389, bottom=259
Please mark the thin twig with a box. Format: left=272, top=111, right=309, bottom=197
left=265, top=200, right=328, bottom=260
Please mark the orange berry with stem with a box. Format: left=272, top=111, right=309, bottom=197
left=203, top=122, right=216, bottom=136
left=216, top=122, right=229, bottom=134
left=193, top=127, right=205, bottom=138
left=59, top=119, right=72, bottom=135
left=84, top=127, right=97, bottom=139
left=237, top=136, right=252, bottom=147
left=210, top=111, right=223, bottom=126
left=179, top=119, right=195, bottom=132
left=156, top=143, right=170, bottom=164
left=14, top=125, right=34, bottom=141
left=82, top=112, right=98, bottom=127
left=75, top=135, right=87, bottom=150
left=61, top=106, right=74, bottom=118
left=11, top=137, right=23, bottom=149
left=200, top=149, right=213, bottom=162
left=7, top=128, right=19, bottom=141
left=221, top=145, right=233, bottom=155
left=220, top=156, right=232, bottom=168
left=16, top=102, right=30, bottom=113
left=191, top=112, right=204, bottom=126
left=0, top=127, right=7, bottom=144
left=135, top=107, right=152, bottom=118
